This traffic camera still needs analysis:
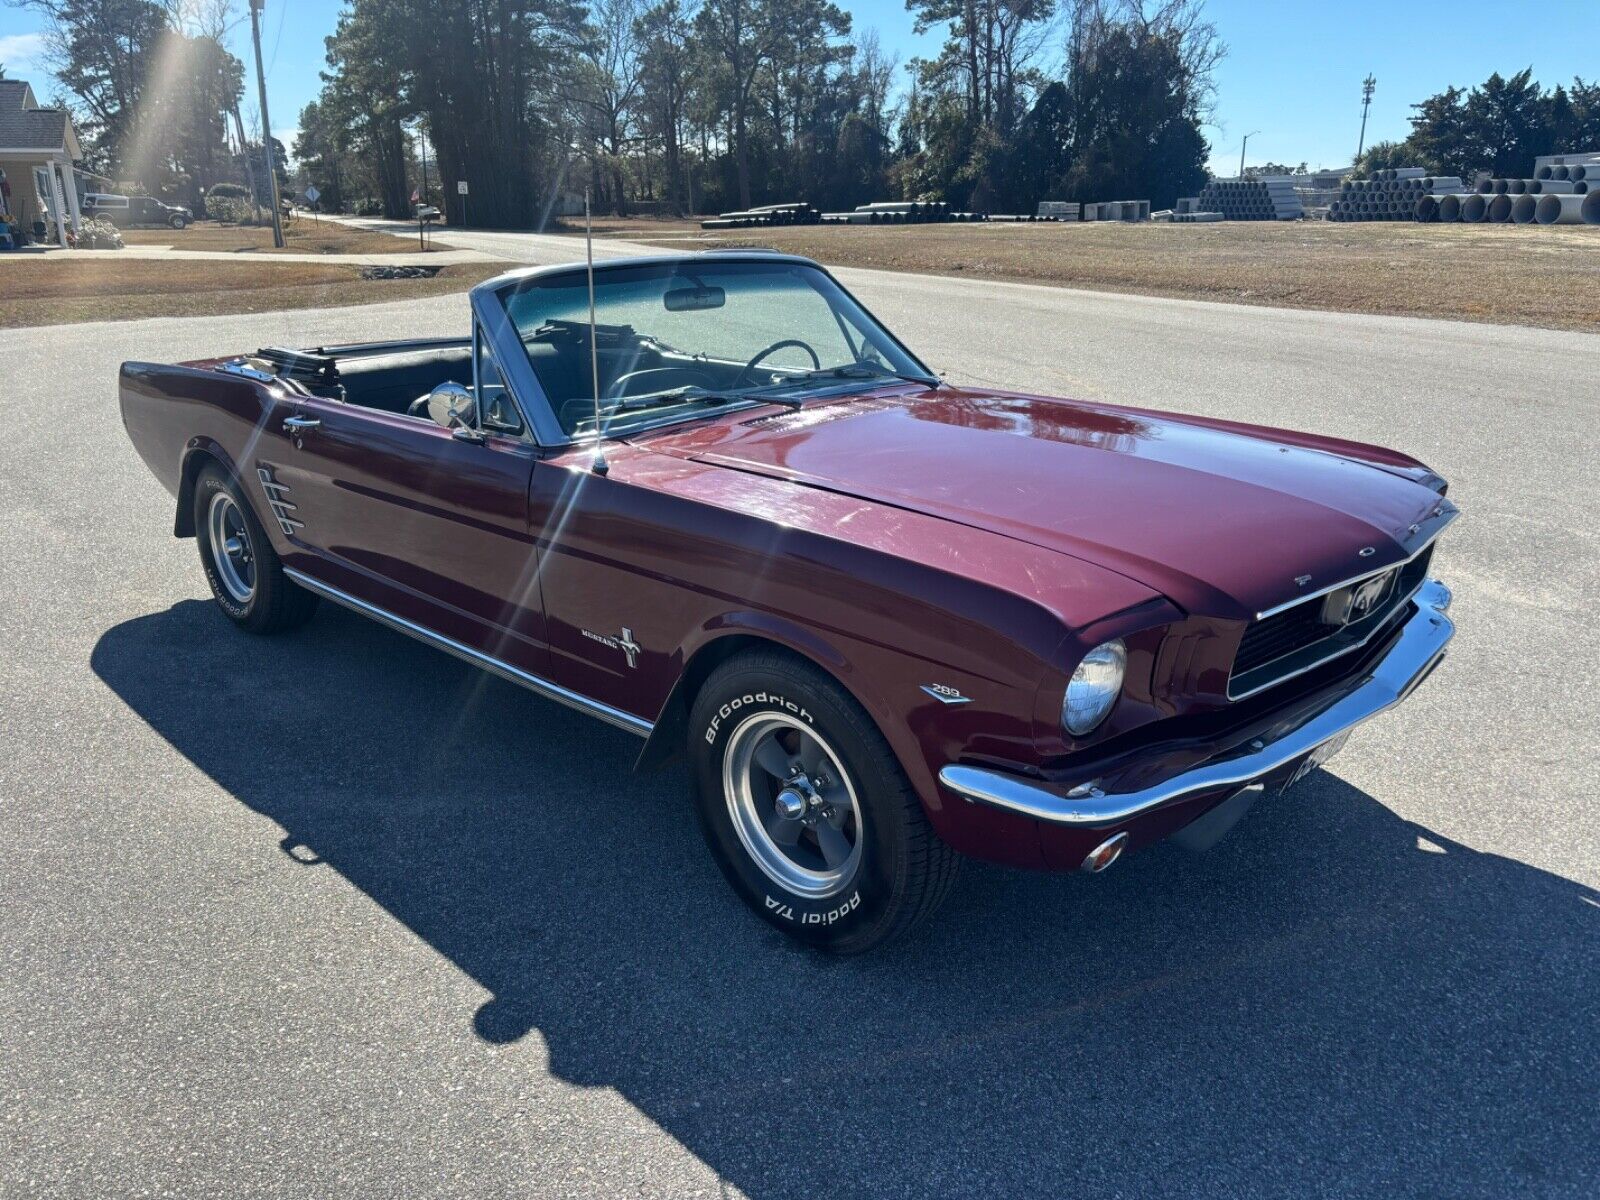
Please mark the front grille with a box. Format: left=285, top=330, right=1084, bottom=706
left=1229, top=544, right=1434, bottom=699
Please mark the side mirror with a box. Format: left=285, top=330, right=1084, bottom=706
left=426, top=381, right=477, bottom=432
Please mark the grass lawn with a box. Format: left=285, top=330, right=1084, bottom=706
left=120, top=219, right=429, bottom=255
left=643, top=219, right=1600, bottom=333
left=0, top=257, right=503, bottom=328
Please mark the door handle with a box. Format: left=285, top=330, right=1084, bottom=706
left=282, top=416, right=322, bottom=434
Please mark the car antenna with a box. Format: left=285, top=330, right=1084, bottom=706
left=585, top=187, right=608, bottom=476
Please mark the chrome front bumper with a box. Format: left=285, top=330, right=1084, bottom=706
left=939, top=579, right=1454, bottom=828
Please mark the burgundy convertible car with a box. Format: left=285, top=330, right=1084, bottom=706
left=120, top=252, right=1457, bottom=952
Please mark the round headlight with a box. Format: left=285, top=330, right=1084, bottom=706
left=1063, top=639, right=1126, bottom=735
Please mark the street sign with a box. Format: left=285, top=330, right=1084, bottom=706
left=457, top=180, right=469, bottom=195
left=304, top=185, right=320, bottom=204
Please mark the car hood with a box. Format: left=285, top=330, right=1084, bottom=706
left=639, top=388, right=1455, bottom=619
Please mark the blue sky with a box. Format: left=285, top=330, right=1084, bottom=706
left=3, top=0, right=1598, bottom=173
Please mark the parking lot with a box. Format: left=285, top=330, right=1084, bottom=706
left=4, top=251, right=1598, bottom=1197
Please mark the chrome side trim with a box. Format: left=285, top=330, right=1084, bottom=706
left=940, top=579, right=1454, bottom=827
left=284, top=568, right=653, bottom=737
left=1254, top=505, right=1458, bottom=620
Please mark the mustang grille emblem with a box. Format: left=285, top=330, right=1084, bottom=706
left=583, top=627, right=641, bottom=669
left=256, top=465, right=303, bottom=535
left=1321, top=568, right=1397, bottom=628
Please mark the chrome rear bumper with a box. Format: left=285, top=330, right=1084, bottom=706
left=939, top=579, right=1454, bottom=828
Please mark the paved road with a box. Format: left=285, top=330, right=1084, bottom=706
left=4, top=238, right=1598, bottom=1199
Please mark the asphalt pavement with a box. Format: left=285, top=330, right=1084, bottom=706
left=3, top=233, right=1598, bottom=1198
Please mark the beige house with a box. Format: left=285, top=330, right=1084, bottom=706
left=0, top=79, right=84, bottom=246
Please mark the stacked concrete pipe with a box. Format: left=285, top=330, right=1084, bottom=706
left=1488, top=194, right=1515, bottom=222
left=1511, top=194, right=1539, bottom=224
left=1535, top=195, right=1586, bottom=225
left=1462, top=193, right=1489, bottom=222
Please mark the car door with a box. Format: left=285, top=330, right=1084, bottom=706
left=260, top=330, right=548, bottom=674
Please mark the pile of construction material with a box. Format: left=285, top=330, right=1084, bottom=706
left=1431, top=151, right=1600, bottom=225
left=1036, top=201, right=1081, bottom=219
left=1326, top=168, right=1464, bottom=221
left=1080, top=200, right=1150, bottom=222
left=1194, top=177, right=1304, bottom=221
left=700, top=202, right=821, bottom=230
left=1167, top=197, right=1222, bottom=222
left=816, top=201, right=984, bottom=225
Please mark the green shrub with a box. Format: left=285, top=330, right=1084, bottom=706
left=205, top=195, right=256, bottom=224
left=206, top=182, right=249, bottom=201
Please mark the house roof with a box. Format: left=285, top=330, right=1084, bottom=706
left=0, top=79, right=81, bottom=158
left=0, top=80, right=36, bottom=108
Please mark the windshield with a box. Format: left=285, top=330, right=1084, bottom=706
left=497, top=259, right=931, bottom=437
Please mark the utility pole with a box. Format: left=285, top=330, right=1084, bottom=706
left=1239, top=131, right=1259, bottom=179
left=1356, top=75, right=1377, bottom=165
left=231, top=105, right=260, bottom=224
left=248, top=0, right=285, bottom=247
left=418, top=125, right=430, bottom=210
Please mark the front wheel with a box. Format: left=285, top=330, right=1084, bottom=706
left=169, top=214, right=189, bottom=229
left=193, top=464, right=317, bottom=634
left=689, top=650, right=959, bottom=953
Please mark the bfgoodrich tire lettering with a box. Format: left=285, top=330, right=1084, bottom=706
left=689, top=649, right=959, bottom=953
left=193, top=464, right=318, bottom=635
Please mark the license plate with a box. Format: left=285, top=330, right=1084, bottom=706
left=1281, top=730, right=1351, bottom=794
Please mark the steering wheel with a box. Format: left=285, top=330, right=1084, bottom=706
left=734, top=339, right=821, bottom=388
left=606, top=366, right=718, bottom=399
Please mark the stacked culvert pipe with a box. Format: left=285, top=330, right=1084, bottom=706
left=1193, top=176, right=1303, bottom=220
left=1329, top=168, right=1465, bottom=221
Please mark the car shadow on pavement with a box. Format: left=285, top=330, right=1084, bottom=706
left=93, top=599, right=1600, bottom=1198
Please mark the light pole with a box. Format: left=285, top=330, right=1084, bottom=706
left=248, top=0, right=285, bottom=247
left=1356, top=75, right=1377, bottom=164
left=1239, top=131, right=1260, bottom=180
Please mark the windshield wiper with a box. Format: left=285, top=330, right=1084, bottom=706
left=753, top=362, right=941, bottom=393
left=607, top=385, right=742, bottom=412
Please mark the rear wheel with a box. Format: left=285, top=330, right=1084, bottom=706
left=193, top=464, right=317, bottom=634
left=689, top=649, right=959, bottom=954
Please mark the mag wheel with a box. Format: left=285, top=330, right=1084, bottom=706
left=193, top=464, right=317, bottom=635
left=723, top=714, right=864, bottom=899
left=689, top=650, right=959, bottom=954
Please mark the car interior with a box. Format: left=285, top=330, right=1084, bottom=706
left=256, top=326, right=755, bottom=436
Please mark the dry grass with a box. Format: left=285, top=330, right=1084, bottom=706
left=120, top=219, right=425, bottom=255
left=0, top=258, right=503, bottom=328
left=651, top=220, right=1600, bottom=332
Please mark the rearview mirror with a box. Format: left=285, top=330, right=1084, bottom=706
left=426, top=381, right=477, bottom=430
left=663, top=284, right=725, bottom=312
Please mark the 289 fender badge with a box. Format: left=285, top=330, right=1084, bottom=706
left=921, top=683, right=972, bottom=704
left=582, top=626, right=641, bottom=668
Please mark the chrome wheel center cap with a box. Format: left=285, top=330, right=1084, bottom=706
left=223, top=536, right=245, bottom=559
left=774, top=788, right=807, bottom=822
